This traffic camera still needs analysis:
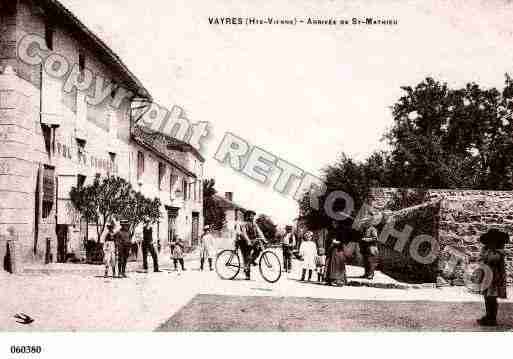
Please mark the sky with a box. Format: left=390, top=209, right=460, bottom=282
left=60, top=0, right=513, bottom=225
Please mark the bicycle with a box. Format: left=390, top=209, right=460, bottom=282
left=215, top=241, right=282, bottom=283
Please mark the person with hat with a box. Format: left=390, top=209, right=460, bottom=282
left=101, top=221, right=117, bottom=278
left=142, top=221, right=160, bottom=273
left=477, top=228, right=509, bottom=326
left=281, top=225, right=296, bottom=273
left=115, top=220, right=132, bottom=278
left=325, top=219, right=354, bottom=286
left=359, top=214, right=380, bottom=280
left=237, top=210, right=266, bottom=280
left=199, top=225, right=216, bottom=271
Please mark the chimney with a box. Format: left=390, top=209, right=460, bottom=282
left=225, top=192, right=233, bottom=202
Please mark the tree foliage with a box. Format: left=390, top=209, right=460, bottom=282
left=256, top=214, right=278, bottom=242
left=298, top=151, right=393, bottom=230
left=202, top=178, right=226, bottom=230
left=120, top=191, right=162, bottom=239
left=299, top=75, right=513, bottom=230
left=70, top=175, right=161, bottom=241
left=386, top=76, right=513, bottom=189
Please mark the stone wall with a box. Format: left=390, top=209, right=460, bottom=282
left=369, top=188, right=513, bottom=284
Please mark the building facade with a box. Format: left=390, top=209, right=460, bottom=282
left=0, top=0, right=203, bottom=271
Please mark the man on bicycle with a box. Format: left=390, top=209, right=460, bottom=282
left=237, top=210, right=267, bottom=280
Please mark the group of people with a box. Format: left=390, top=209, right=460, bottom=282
left=102, top=219, right=185, bottom=277
left=281, top=215, right=380, bottom=286
left=101, top=219, right=136, bottom=278
left=289, top=216, right=509, bottom=327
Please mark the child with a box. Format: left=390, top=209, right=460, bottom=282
left=171, top=236, right=186, bottom=271
left=299, top=231, right=318, bottom=281
left=315, top=247, right=326, bottom=283
left=199, top=225, right=216, bottom=271
left=477, top=229, right=509, bottom=326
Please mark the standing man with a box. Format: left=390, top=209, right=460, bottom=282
left=281, top=225, right=296, bottom=273
left=115, top=220, right=131, bottom=278
left=102, top=221, right=117, bottom=278
left=359, top=216, right=379, bottom=280
left=142, top=221, right=160, bottom=273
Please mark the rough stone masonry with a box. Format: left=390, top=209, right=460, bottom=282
left=369, top=188, right=513, bottom=285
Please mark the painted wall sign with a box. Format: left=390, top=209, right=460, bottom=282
left=55, top=140, right=119, bottom=173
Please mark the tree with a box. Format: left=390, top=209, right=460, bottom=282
left=300, top=75, right=513, bottom=233
left=70, top=175, right=131, bottom=241
left=298, top=151, right=392, bottom=230
left=385, top=76, right=513, bottom=189
left=202, top=178, right=226, bottom=230
left=70, top=175, right=161, bottom=241
left=120, top=191, right=162, bottom=239
left=256, top=214, right=277, bottom=242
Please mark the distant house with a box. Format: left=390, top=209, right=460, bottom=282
left=212, top=192, right=247, bottom=229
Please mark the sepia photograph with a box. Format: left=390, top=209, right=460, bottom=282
left=1, top=0, right=513, bottom=350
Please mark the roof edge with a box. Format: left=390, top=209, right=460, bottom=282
left=132, top=137, right=196, bottom=179
left=43, top=0, right=152, bottom=100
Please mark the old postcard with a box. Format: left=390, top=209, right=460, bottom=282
left=1, top=0, right=513, bottom=352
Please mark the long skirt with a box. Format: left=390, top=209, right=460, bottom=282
left=326, top=247, right=346, bottom=284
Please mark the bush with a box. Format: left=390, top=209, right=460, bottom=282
left=85, top=240, right=104, bottom=264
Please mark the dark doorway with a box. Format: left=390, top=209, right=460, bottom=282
left=166, top=207, right=179, bottom=244
left=56, top=224, right=68, bottom=263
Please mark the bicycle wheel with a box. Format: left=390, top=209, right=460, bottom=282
left=215, top=249, right=241, bottom=280
left=259, top=250, right=282, bottom=283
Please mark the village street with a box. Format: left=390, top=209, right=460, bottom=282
left=2, top=251, right=513, bottom=332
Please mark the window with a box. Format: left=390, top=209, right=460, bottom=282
left=158, top=163, right=165, bottom=190
left=108, top=110, right=117, bottom=140
left=42, top=125, right=52, bottom=155
left=109, top=152, right=116, bottom=174
left=77, top=174, right=86, bottom=188
left=42, top=165, right=55, bottom=219
left=76, top=139, right=86, bottom=161
left=137, top=151, right=144, bottom=181
left=45, top=22, right=54, bottom=50
left=170, top=173, right=178, bottom=198
left=42, top=201, right=53, bottom=219
left=79, top=51, right=85, bottom=73
left=182, top=179, right=188, bottom=200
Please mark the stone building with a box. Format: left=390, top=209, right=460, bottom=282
left=213, top=192, right=247, bottom=228
left=0, top=0, right=204, bottom=272
left=295, top=187, right=513, bottom=284
left=368, top=188, right=513, bottom=284
left=131, top=126, right=204, bottom=249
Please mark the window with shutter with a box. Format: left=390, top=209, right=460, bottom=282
left=42, top=166, right=55, bottom=219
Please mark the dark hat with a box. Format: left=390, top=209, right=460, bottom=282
left=285, top=225, right=293, bottom=230
left=479, top=229, right=509, bottom=246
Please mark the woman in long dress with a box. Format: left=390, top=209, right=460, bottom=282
left=299, top=231, right=317, bottom=281
left=325, top=220, right=350, bottom=286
